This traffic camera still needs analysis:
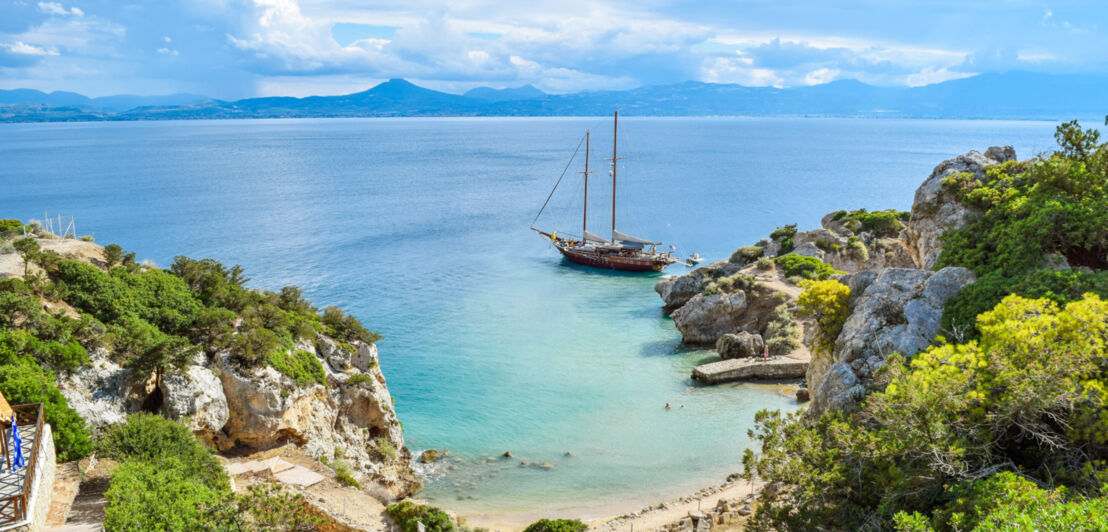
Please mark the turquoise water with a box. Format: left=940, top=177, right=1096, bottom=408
left=0, top=117, right=1068, bottom=513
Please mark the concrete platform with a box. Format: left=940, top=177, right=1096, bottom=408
left=692, top=356, right=807, bottom=384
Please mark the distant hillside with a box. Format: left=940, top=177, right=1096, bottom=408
left=1, top=72, right=1105, bottom=122
left=464, top=84, right=546, bottom=102
left=0, top=89, right=209, bottom=112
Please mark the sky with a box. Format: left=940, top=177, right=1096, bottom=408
left=0, top=0, right=1105, bottom=99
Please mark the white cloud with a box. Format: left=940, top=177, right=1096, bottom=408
left=157, top=47, right=179, bottom=56
left=3, top=41, right=59, bottom=56
left=37, top=2, right=83, bottom=17
left=804, top=67, right=839, bottom=85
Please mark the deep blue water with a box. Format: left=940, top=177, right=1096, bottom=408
left=0, top=117, right=1068, bottom=514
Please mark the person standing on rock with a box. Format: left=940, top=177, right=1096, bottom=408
left=762, top=346, right=769, bottom=363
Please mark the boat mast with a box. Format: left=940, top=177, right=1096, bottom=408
left=610, top=110, right=620, bottom=243
left=579, top=130, right=592, bottom=244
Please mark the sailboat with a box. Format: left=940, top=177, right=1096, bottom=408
left=531, top=111, right=679, bottom=272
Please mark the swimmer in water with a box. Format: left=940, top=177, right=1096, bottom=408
left=665, top=403, right=671, bottom=410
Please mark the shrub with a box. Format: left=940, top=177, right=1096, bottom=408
left=322, top=306, right=382, bottom=345
left=0, top=219, right=24, bottom=237
left=99, top=413, right=228, bottom=490
left=770, top=224, right=798, bottom=255
left=104, top=458, right=224, bottom=531
left=744, top=294, right=1108, bottom=531
left=370, top=436, right=398, bottom=462
left=729, top=245, right=764, bottom=265
left=703, top=273, right=755, bottom=295
left=0, top=349, right=93, bottom=461
left=345, top=372, right=375, bottom=387
left=267, top=349, right=326, bottom=387
left=13, top=237, right=40, bottom=276
left=386, top=501, right=455, bottom=532
left=795, top=280, right=850, bottom=353
left=523, top=519, right=588, bottom=532
left=774, top=255, right=843, bottom=281
left=848, top=239, right=869, bottom=262
left=832, top=209, right=908, bottom=237
left=103, top=244, right=123, bottom=268
left=336, top=470, right=361, bottom=489
left=763, top=303, right=801, bottom=357
left=756, top=256, right=774, bottom=270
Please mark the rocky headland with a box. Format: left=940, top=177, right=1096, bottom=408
left=657, top=147, right=1012, bottom=410
left=0, top=234, right=419, bottom=499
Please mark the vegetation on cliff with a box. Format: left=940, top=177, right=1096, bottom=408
left=829, top=208, right=911, bottom=238
left=937, top=121, right=1108, bottom=338
left=102, top=413, right=321, bottom=531
left=743, top=293, right=1108, bottom=531
left=0, top=228, right=383, bottom=460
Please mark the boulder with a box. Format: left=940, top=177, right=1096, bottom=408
left=903, top=146, right=1016, bottom=269
left=161, top=365, right=229, bottom=440
left=420, top=449, right=444, bottom=463
left=655, top=260, right=742, bottom=311
left=807, top=267, right=976, bottom=416
left=671, top=291, right=747, bottom=345
left=716, top=331, right=765, bottom=359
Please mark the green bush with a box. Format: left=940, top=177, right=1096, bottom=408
left=763, top=303, right=801, bottom=357
left=322, top=306, right=381, bottom=345
left=99, top=413, right=227, bottom=490
left=0, top=219, right=24, bottom=237
left=770, top=224, right=798, bottom=255
left=796, top=280, right=850, bottom=353
left=831, top=209, right=909, bottom=237
left=336, top=470, right=361, bottom=489
left=773, top=255, right=842, bottom=281
left=755, top=256, right=774, bottom=270
left=522, top=519, right=588, bottom=532
left=345, top=372, right=375, bottom=387
left=703, top=273, right=755, bottom=295
left=267, top=349, right=326, bottom=387
left=936, top=121, right=1108, bottom=338
left=744, top=294, right=1108, bottom=531
left=729, top=245, right=765, bottom=265
left=386, top=501, right=455, bottom=532
left=104, top=457, right=225, bottom=531
left=0, top=352, right=93, bottom=461
left=370, top=436, right=398, bottom=462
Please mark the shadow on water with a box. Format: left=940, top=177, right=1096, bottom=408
left=638, top=338, right=685, bottom=358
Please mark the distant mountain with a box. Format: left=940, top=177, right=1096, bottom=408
left=1, top=72, right=1105, bottom=122
left=0, top=89, right=210, bottom=112
left=463, top=84, right=545, bottom=102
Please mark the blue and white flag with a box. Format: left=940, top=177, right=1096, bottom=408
left=11, top=415, right=24, bottom=470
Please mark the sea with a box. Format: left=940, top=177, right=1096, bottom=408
left=0, top=116, right=1075, bottom=515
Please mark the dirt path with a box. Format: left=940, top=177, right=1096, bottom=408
left=44, top=461, right=82, bottom=527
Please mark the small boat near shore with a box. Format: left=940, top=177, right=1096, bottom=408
left=531, top=111, right=679, bottom=272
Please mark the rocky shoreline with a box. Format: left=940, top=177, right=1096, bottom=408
left=654, top=146, right=1013, bottom=412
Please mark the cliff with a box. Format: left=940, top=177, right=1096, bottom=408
left=0, top=231, right=419, bottom=498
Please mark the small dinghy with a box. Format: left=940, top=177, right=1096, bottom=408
left=687, top=253, right=703, bottom=264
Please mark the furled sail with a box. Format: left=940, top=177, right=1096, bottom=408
left=584, top=231, right=610, bottom=243
left=613, top=230, right=659, bottom=245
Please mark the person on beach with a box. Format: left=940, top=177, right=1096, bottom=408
left=762, top=346, right=769, bottom=363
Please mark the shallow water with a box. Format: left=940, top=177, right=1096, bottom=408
left=0, top=117, right=1067, bottom=512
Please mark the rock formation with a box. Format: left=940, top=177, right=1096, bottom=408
left=654, top=260, right=743, bottom=311
left=670, top=291, right=747, bottom=345
left=806, top=267, right=976, bottom=416
left=903, top=146, right=1016, bottom=269
left=56, top=334, right=419, bottom=498
left=716, top=331, right=765, bottom=359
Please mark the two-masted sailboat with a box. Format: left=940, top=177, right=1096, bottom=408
left=531, top=111, right=679, bottom=272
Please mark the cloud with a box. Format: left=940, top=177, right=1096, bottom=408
left=0, top=40, right=59, bottom=67
left=38, top=2, right=83, bottom=17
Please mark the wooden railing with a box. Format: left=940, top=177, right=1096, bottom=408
left=0, top=403, right=44, bottom=526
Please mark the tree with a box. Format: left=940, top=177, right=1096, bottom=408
left=795, top=279, right=851, bottom=353
left=12, top=237, right=40, bottom=277
left=103, top=243, right=124, bottom=268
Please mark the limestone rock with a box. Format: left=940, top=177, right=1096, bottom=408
left=716, top=331, right=765, bottom=359
left=655, top=260, right=742, bottom=311
left=904, top=147, right=1016, bottom=269
left=807, top=267, right=976, bottom=416
left=216, top=342, right=417, bottom=497
left=671, top=291, right=747, bottom=345
left=162, top=365, right=229, bottom=439
left=56, top=348, right=142, bottom=430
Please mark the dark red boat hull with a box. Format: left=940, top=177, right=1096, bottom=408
left=558, top=247, right=671, bottom=272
